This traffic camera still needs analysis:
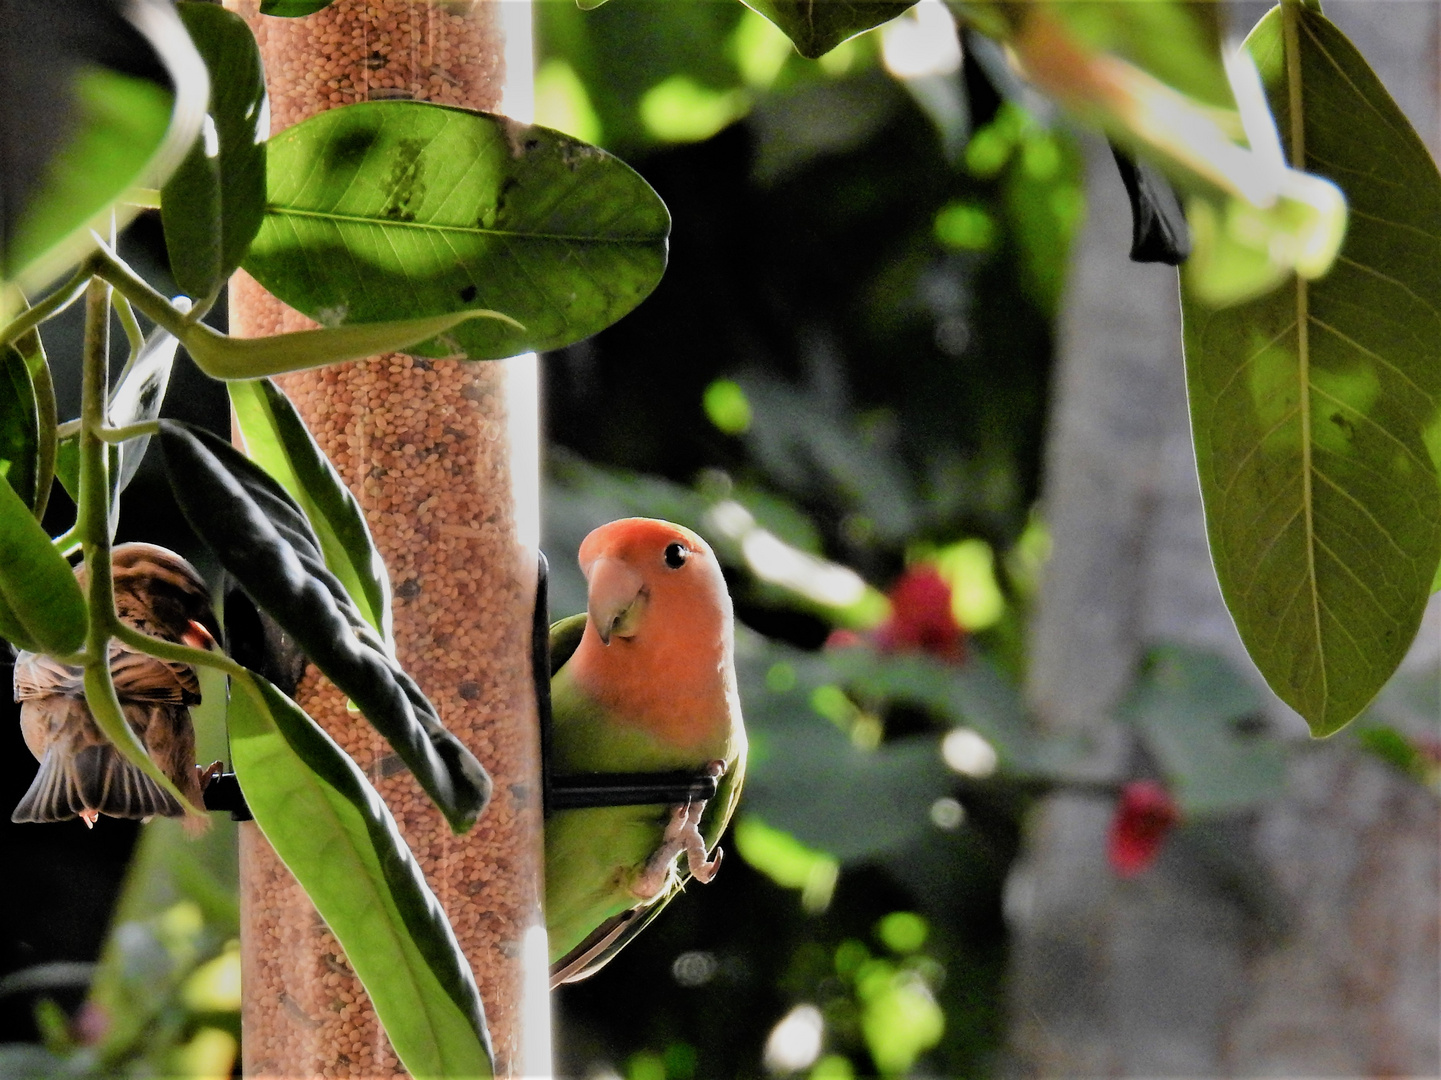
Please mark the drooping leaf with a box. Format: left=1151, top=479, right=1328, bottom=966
left=0, top=474, right=86, bottom=654
left=162, top=3, right=269, bottom=301
left=741, top=0, right=917, bottom=59
left=13, top=327, right=57, bottom=520
left=259, top=0, right=334, bottom=14
left=54, top=326, right=178, bottom=518
left=1180, top=5, right=1441, bottom=734
left=230, top=378, right=392, bottom=643
left=156, top=421, right=490, bottom=831
left=243, top=102, right=670, bottom=360
left=109, top=325, right=181, bottom=494
left=0, top=0, right=206, bottom=291
left=0, top=343, right=40, bottom=510
left=180, top=308, right=518, bottom=380
left=228, top=671, right=492, bottom=1080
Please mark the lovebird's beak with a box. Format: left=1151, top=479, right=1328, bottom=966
left=586, top=557, right=647, bottom=644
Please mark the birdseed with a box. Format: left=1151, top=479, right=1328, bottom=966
left=223, top=3, right=542, bottom=1076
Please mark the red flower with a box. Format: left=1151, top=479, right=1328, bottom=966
left=1107, top=780, right=1179, bottom=878
left=875, top=565, right=967, bottom=663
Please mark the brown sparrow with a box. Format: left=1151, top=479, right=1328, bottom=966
left=11, top=543, right=221, bottom=829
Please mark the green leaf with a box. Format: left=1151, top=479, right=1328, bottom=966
left=1, top=1, right=206, bottom=291
left=259, top=0, right=334, bottom=14
left=110, top=326, right=180, bottom=493
left=161, top=121, right=222, bottom=301
left=228, top=671, right=492, bottom=1080
left=0, top=473, right=86, bottom=654
left=741, top=0, right=916, bottom=59
left=0, top=343, right=40, bottom=509
left=163, top=3, right=269, bottom=301
left=737, top=642, right=960, bottom=862
left=243, top=102, right=670, bottom=359
left=1120, top=646, right=1284, bottom=815
left=180, top=309, right=517, bottom=380
left=1180, top=5, right=1441, bottom=735
left=156, top=421, right=490, bottom=831
left=230, top=378, right=392, bottom=643
left=13, top=327, right=58, bottom=520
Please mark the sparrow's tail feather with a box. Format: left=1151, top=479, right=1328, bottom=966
left=11, top=746, right=87, bottom=823
left=11, top=743, right=183, bottom=824
left=74, top=743, right=184, bottom=819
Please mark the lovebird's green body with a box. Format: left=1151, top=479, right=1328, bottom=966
left=545, top=519, right=746, bottom=986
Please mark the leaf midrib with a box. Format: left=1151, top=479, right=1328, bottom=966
left=265, top=204, right=662, bottom=245
left=1284, top=1, right=1328, bottom=709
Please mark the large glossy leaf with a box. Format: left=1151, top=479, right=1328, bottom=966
left=742, top=0, right=917, bottom=59
left=0, top=0, right=206, bottom=291
left=162, top=3, right=268, bottom=301
left=230, top=378, right=392, bottom=643
left=156, top=421, right=490, bottom=831
left=229, top=671, right=492, bottom=1080
left=0, top=344, right=40, bottom=510
left=243, top=102, right=670, bottom=360
left=0, top=475, right=86, bottom=654
left=1180, top=6, right=1441, bottom=734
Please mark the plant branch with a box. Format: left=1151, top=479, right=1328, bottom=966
left=123, top=188, right=162, bottom=210
left=77, top=276, right=204, bottom=819
left=90, top=243, right=194, bottom=340
left=98, top=421, right=162, bottom=444
left=0, top=265, right=90, bottom=350
left=52, top=525, right=81, bottom=557
left=109, top=618, right=250, bottom=683
left=113, top=292, right=145, bottom=358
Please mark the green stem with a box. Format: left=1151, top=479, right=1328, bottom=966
left=98, top=421, right=161, bottom=444
left=109, top=619, right=249, bottom=682
left=52, top=528, right=81, bottom=559
left=123, top=187, right=163, bottom=210
left=79, top=278, right=114, bottom=612
left=0, top=265, right=90, bottom=350
left=113, top=291, right=145, bottom=359
left=77, top=277, right=204, bottom=817
left=90, top=245, right=194, bottom=340
left=56, top=419, right=82, bottom=440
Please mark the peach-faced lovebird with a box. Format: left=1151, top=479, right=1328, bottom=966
left=546, top=518, right=746, bottom=986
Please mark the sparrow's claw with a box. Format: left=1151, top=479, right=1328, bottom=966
left=79, top=808, right=100, bottom=829
left=198, top=761, right=224, bottom=789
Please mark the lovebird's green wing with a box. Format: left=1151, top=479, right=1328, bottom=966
left=549, top=741, right=746, bottom=987
left=549, top=613, right=587, bottom=677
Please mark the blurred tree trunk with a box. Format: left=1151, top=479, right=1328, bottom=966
left=1006, top=3, right=1441, bottom=1075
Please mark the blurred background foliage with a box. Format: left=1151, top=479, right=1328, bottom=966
left=531, top=3, right=1439, bottom=1077
left=1, top=2, right=1438, bottom=1079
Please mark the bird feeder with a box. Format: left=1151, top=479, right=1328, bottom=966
left=221, top=2, right=547, bottom=1075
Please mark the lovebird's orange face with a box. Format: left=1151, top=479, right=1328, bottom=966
left=571, top=517, right=738, bottom=750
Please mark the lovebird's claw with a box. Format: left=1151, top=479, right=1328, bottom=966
left=633, top=786, right=725, bottom=897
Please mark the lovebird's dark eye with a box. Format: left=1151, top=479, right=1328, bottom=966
left=664, top=543, right=688, bottom=569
